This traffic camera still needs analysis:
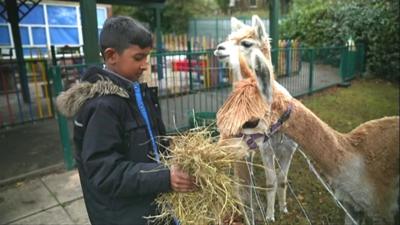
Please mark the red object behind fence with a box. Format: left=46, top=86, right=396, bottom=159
left=172, top=59, right=206, bottom=72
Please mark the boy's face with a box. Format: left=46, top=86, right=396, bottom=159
left=104, top=44, right=151, bottom=81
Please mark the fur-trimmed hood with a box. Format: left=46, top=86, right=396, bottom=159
left=56, top=67, right=130, bottom=118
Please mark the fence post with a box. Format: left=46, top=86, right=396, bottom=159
left=155, top=7, right=164, bottom=80
left=358, top=43, right=366, bottom=76
left=51, top=66, right=75, bottom=170
left=358, top=44, right=366, bottom=76
left=308, top=48, right=314, bottom=95
left=216, top=17, right=219, bottom=43
left=286, top=40, right=291, bottom=76
left=50, top=45, right=57, bottom=66
left=347, top=37, right=356, bottom=80
left=340, top=46, right=347, bottom=82
left=187, top=40, right=193, bottom=91
left=42, top=60, right=55, bottom=117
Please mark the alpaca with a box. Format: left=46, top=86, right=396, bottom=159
left=215, top=15, right=399, bottom=225
left=215, top=17, right=298, bottom=223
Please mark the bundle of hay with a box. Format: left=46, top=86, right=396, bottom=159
left=153, top=129, right=247, bottom=225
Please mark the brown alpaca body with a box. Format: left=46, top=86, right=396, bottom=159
left=215, top=15, right=399, bottom=224
left=272, top=88, right=400, bottom=224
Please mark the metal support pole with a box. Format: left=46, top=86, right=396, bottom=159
left=216, top=17, right=219, bottom=43
left=155, top=6, right=164, bottom=80
left=5, top=0, right=30, bottom=103
left=340, top=46, right=348, bottom=82
left=52, top=66, right=74, bottom=170
left=50, top=45, right=57, bottom=66
left=187, top=40, right=193, bottom=91
left=308, top=49, right=314, bottom=95
left=79, top=0, right=100, bottom=65
left=269, top=0, right=280, bottom=69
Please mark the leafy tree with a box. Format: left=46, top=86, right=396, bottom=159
left=112, top=0, right=219, bottom=33
left=281, top=0, right=399, bottom=80
left=215, top=0, right=230, bottom=14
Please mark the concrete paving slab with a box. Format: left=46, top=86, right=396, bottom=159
left=41, top=170, right=83, bottom=203
left=0, top=179, right=58, bottom=224
left=9, top=206, right=74, bottom=225
left=0, top=119, right=68, bottom=181
left=64, top=198, right=90, bottom=225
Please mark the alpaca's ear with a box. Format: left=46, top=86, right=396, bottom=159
left=252, top=15, right=267, bottom=42
left=231, top=17, right=246, bottom=32
left=253, top=54, right=272, bottom=102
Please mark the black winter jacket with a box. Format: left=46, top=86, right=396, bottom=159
left=56, top=67, right=173, bottom=225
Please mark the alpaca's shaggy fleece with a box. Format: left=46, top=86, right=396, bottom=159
left=217, top=55, right=270, bottom=138
left=217, top=77, right=269, bottom=138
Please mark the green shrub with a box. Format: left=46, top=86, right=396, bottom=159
left=281, top=0, right=399, bottom=80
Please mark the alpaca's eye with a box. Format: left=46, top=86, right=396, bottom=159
left=241, top=41, right=253, bottom=48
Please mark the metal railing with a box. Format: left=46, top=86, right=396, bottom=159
left=0, top=52, right=54, bottom=128
left=1, top=45, right=365, bottom=169
left=0, top=44, right=365, bottom=129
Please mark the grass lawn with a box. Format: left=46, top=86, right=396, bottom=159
left=252, top=78, right=399, bottom=224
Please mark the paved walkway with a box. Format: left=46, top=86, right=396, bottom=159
left=0, top=119, right=68, bottom=184
left=0, top=170, right=89, bottom=225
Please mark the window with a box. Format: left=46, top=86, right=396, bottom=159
left=97, top=8, right=107, bottom=27
left=32, top=27, right=47, bottom=45
left=50, top=27, right=79, bottom=45
left=0, top=5, right=6, bottom=24
left=97, top=8, right=107, bottom=37
left=0, top=26, right=10, bottom=45
left=0, top=3, right=108, bottom=56
left=20, top=5, right=45, bottom=25
left=19, top=27, right=30, bottom=45
left=46, top=5, right=77, bottom=25
left=250, top=0, right=257, bottom=7
left=47, top=5, right=79, bottom=46
left=0, top=5, right=10, bottom=46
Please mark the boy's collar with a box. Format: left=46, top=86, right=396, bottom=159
left=103, top=66, right=135, bottom=84
left=101, top=66, right=148, bottom=91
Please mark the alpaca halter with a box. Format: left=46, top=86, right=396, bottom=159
left=239, top=103, right=293, bottom=150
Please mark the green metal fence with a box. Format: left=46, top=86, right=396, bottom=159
left=45, top=44, right=364, bottom=169
left=188, top=17, right=270, bottom=44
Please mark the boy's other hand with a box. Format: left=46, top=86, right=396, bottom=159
left=170, top=165, right=196, bottom=192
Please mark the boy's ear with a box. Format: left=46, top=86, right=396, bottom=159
left=103, top=48, right=118, bottom=64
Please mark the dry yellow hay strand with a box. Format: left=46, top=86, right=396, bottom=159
left=151, top=128, right=248, bottom=225
left=217, top=78, right=270, bottom=138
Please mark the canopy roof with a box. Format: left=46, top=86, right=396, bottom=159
left=66, top=0, right=166, bottom=6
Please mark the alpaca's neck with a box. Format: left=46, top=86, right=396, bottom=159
left=274, top=88, right=350, bottom=177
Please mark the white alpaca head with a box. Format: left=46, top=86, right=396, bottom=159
left=214, top=15, right=274, bottom=102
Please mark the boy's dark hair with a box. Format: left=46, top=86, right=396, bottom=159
left=100, top=16, right=153, bottom=56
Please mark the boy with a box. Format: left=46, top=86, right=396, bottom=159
left=56, top=16, right=195, bottom=225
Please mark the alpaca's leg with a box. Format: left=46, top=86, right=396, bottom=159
left=247, top=152, right=256, bottom=225
left=260, top=142, right=277, bottom=222
left=234, top=158, right=253, bottom=225
left=274, top=135, right=297, bottom=214
left=275, top=150, right=292, bottom=214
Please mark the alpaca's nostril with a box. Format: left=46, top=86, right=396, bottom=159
left=217, top=45, right=226, bottom=51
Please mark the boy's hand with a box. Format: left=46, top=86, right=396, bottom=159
left=170, top=165, right=196, bottom=192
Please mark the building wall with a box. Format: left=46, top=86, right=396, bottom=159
left=231, top=0, right=290, bottom=12
left=234, top=0, right=267, bottom=10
